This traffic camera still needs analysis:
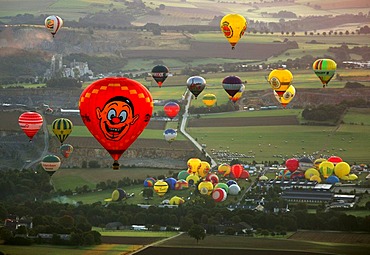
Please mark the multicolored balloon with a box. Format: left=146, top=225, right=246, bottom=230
left=268, top=68, right=293, bottom=97
left=313, top=59, right=337, bottom=88
left=44, top=15, right=63, bottom=37
left=186, top=76, right=206, bottom=99
left=218, top=163, right=231, bottom=177
left=229, top=84, right=245, bottom=103
left=198, top=161, right=211, bottom=178
left=151, top=65, right=169, bottom=88
left=60, top=144, right=73, bottom=158
left=220, top=13, right=247, bottom=49
left=163, top=101, right=180, bottom=119
left=202, top=93, right=217, bottom=108
left=79, top=77, right=153, bottom=170
left=222, top=76, right=243, bottom=98
left=41, top=154, right=61, bottom=176
left=163, top=128, right=177, bottom=143
left=52, top=118, right=73, bottom=144
left=212, top=188, right=227, bottom=202
left=18, top=111, right=43, bottom=142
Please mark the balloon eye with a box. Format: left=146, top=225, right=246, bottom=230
left=107, top=109, right=116, bottom=120
left=118, top=111, right=127, bottom=122
left=270, top=77, right=281, bottom=89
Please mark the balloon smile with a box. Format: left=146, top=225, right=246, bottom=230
left=104, top=122, right=127, bottom=139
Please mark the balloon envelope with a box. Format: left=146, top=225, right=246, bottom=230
left=151, top=65, right=169, bottom=87
left=313, top=59, right=337, bottom=87
left=268, top=68, right=293, bottom=97
left=231, top=164, right=243, bottom=179
left=163, top=101, right=180, bottom=119
left=79, top=77, right=153, bottom=169
left=220, top=13, right=247, bottom=49
left=60, top=144, right=73, bottom=158
left=326, top=175, right=340, bottom=184
left=52, top=118, right=73, bottom=144
left=334, top=162, right=350, bottom=178
left=186, top=76, right=206, bottom=98
left=218, top=163, right=231, bottom=176
left=198, top=181, right=214, bottom=195
left=285, top=158, right=299, bottom=172
left=198, top=161, right=211, bottom=178
left=18, top=111, right=43, bottom=141
left=212, top=188, right=227, bottom=202
left=187, top=158, right=202, bottom=174
left=319, top=161, right=334, bottom=178
left=41, top=154, right=61, bottom=176
left=153, top=180, right=169, bottom=196
left=202, top=93, right=217, bottom=108
left=222, top=76, right=243, bottom=98
left=45, top=15, right=63, bottom=37
left=274, top=85, right=296, bottom=108
left=163, top=128, right=177, bottom=143
left=228, top=184, right=241, bottom=195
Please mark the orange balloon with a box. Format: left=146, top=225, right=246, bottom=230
left=79, top=77, right=153, bottom=169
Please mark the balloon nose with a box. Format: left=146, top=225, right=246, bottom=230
left=111, top=117, right=121, bottom=124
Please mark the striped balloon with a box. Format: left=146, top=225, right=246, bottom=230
left=18, top=111, right=43, bottom=141
left=222, top=75, right=243, bottom=97
left=52, top=118, right=73, bottom=144
left=44, top=15, right=63, bottom=37
left=312, top=59, right=337, bottom=87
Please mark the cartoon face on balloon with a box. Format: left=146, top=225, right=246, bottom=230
left=96, top=96, right=139, bottom=141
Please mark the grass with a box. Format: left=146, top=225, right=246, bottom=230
left=95, top=229, right=178, bottom=237
left=0, top=244, right=137, bottom=255
left=159, top=234, right=370, bottom=255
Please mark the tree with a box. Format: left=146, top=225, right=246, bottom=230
left=188, top=224, right=206, bottom=244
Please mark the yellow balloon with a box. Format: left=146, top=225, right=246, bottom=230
left=334, top=162, right=350, bottom=178
left=319, top=161, right=335, bottom=178
left=273, top=85, right=296, bottom=108
left=153, top=180, right=169, bottom=197
left=268, top=68, right=293, bottom=97
left=169, top=196, right=185, bottom=205
left=314, top=158, right=327, bottom=169
left=310, top=175, right=322, bottom=183
left=187, top=158, right=202, bottom=174
left=220, top=14, right=247, bottom=49
left=218, top=163, right=231, bottom=176
left=305, top=168, right=320, bottom=180
left=348, top=173, right=358, bottom=181
left=186, top=174, right=200, bottom=186
left=198, top=161, right=211, bottom=178
left=198, top=181, right=214, bottom=195
left=52, top=118, right=73, bottom=144
left=202, top=93, right=217, bottom=108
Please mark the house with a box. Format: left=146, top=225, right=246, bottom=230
left=131, top=225, right=148, bottom=231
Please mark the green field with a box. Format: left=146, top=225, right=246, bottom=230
left=96, top=229, right=178, bottom=238
left=0, top=244, right=136, bottom=255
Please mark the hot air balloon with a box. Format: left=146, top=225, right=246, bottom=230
left=198, top=181, right=214, bottom=195
left=44, top=15, right=63, bottom=37
left=231, top=164, right=243, bottom=179
left=186, top=76, right=206, bottom=99
left=220, top=13, right=247, bottom=49
left=228, top=184, right=241, bottom=195
left=165, top=177, right=177, bottom=190
left=218, top=163, right=231, bottom=177
left=143, top=177, right=156, bottom=187
left=41, top=154, right=61, bottom=176
left=206, top=173, right=219, bottom=185
left=212, top=188, right=227, bottom=202
left=52, top=118, right=73, bottom=144
left=305, top=168, right=320, bottom=180
left=278, top=169, right=291, bottom=180
left=273, top=85, right=296, bottom=108
left=105, top=188, right=127, bottom=202
left=187, top=158, right=202, bottom=174
left=268, top=68, right=293, bottom=97
left=198, top=161, right=211, bottom=178
left=334, top=162, right=350, bottom=178
left=285, top=158, right=299, bottom=172
left=215, top=183, right=229, bottom=194
left=60, top=144, right=73, bottom=158
left=312, top=59, right=337, bottom=88
left=229, top=84, right=245, bottom=103
left=314, top=158, right=327, bottom=169
left=163, top=128, right=177, bottom=143
left=326, top=175, right=340, bottom=184
left=319, top=161, right=334, bottom=178
left=186, top=174, right=200, bottom=186
left=18, top=111, right=43, bottom=142
left=163, top=101, right=180, bottom=119
left=151, top=65, right=169, bottom=87
left=202, top=93, right=217, bottom=108
left=177, top=170, right=190, bottom=181
left=328, top=156, right=343, bottom=165
left=175, top=180, right=188, bottom=190
left=169, top=196, right=185, bottom=205
left=226, top=180, right=237, bottom=186
left=79, top=77, right=153, bottom=170
left=153, top=180, right=169, bottom=197
left=222, top=76, right=243, bottom=98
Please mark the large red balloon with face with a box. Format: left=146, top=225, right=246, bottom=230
left=18, top=111, right=43, bottom=141
left=79, top=77, right=153, bottom=169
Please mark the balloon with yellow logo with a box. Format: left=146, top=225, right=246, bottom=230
left=319, top=161, right=334, bottom=178
left=218, top=163, right=231, bottom=177
left=220, top=14, right=247, bottom=49
left=202, top=93, right=217, bottom=108
left=153, top=180, right=169, bottom=197
left=268, top=68, right=293, bottom=97
left=313, top=59, right=337, bottom=88
left=198, top=161, right=211, bottom=178
left=273, top=85, right=296, bottom=108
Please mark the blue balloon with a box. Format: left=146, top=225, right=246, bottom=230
left=226, top=180, right=237, bottom=186
left=326, top=175, right=340, bottom=184
left=165, top=177, right=177, bottom=190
